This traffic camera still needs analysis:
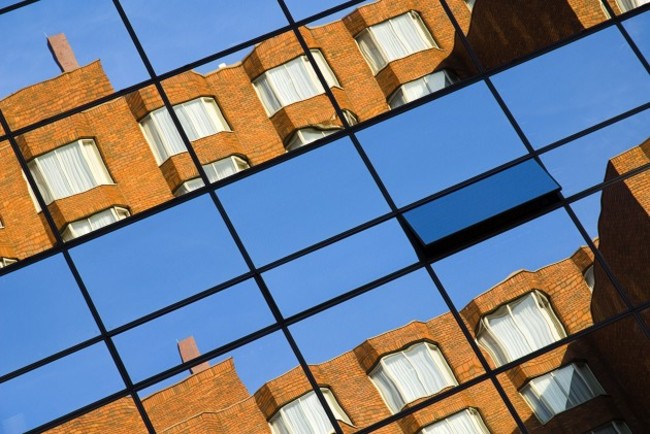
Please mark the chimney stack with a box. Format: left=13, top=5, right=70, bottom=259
left=47, top=33, right=79, bottom=73
left=178, top=336, right=211, bottom=375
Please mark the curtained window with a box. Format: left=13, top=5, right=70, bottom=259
left=588, top=421, right=632, bottom=434
left=28, top=139, right=113, bottom=204
left=616, top=0, right=650, bottom=13
left=253, top=50, right=339, bottom=116
left=584, top=265, right=595, bottom=291
left=477, top=291, right=566, bottom=366
left=61, top=207, right=130, bottom=241
left=418, top=408, right=491, bottom=434
left=370, top=342, right=457, bottom=413
left=388, top=70, right=457, bottom=108
left=521, top=363, right=605, bottom=424
left=285, top=127, right=341, bottom=151
left=356, top=11, right=437, bottom=73
left=0, top=258, right=18, bottom=268
left=269, top=388, right=351, bottom=434
left=140, top=97, right=230, bottom=165
left=173, top=156, right=250, bottom=197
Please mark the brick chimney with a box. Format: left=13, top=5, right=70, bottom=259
left=47, top=33, right=80, bottom=73
left=178, top=336, right=211, bottom=375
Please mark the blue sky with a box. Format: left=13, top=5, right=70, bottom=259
left=0, top=1, right=648, bottom=432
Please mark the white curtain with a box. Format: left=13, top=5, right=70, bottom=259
left=300, top=393, right=332, bottom=434
left=35, top=152, right=70, bottom=200
left=175, top=99, right=219, bottom=140
left=373, top=20, right=408, bottom=60
left=357, top=31, right=385, bottom=71
left=408, top=344, right=450, bottom=393
left=254, top=75, right=282, bottom=114
left=424, top=71, right=448, bottom=93
left=384, top=353, right=428, bottom=402
left=403, top=79, right=430, bottom=102
left=90, top=208, right=119, bottom=230
left=487, top=313, right=530, bottom=361
left=521, top=387, right=553, bottom=423
left=553, top=365, right=594, bottom=407
left=511, top=295, right=558, bottom=350
left=420, top=410, right=486, bottom=434
left=392, top=13, right=430, bottom=53
left=151, top=109, right=187, bottom=159
left=57, top=144, right=95, bottom=193
left=312, top=51, right=339, bottom=88
left=532, top=375, right=569, bottom=414
left=204, top=159, right=236, bottom=183
left=373, top=369, right=404, bottom=412
left=283, top=402, right=313, bottom=434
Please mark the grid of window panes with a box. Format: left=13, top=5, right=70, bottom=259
left=0, top=0, right=648, bottom=433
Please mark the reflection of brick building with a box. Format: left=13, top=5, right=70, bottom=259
left=0, top=0, right=623, bottom=263
left=43, top=186, right=650, bottom=433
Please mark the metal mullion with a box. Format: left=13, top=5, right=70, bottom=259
left=424, top=265, right=530, bottom=433
left=0, top=0, right=39, bottom=16
left=601, top=0, right=650, bottom=74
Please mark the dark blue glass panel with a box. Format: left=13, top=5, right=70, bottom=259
left=404, top=159, right=560, bottom=246
left=262, top=219, right=418, bottom=316
left=217, top=137, right=390, bottom=267
left=358, top=82, right=528, bottom=207
left=71, top=195, right=248, bottom=330
left=0, top=343, right=124, bottom=433
left=493, top=26, right=650, bottom=147
left=0, top=255, right=99, bottom=377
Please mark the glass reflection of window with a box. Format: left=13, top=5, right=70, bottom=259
left=28, top=139, right=113, bottom=204
left=388, top=70, right=457, bottom=108
left=269, top=388, right=351, bottom=434
left=584, top=265, right=595, bottom=292
left=477, top=291, right=566, bottom=366
left=418, top=408, right=490, bottom=434
left=253, top=50, right=339, bottom=116
left=285, top=127, right=341, bottom=151
left=520, top=363, right=605, bottom=424
left=0, top=257, right=18, bottom=268
left=173, top=156, right=250, bottom=196
left=588, top=420, right=633, bottom=434
left=616, top=0, right=650, bottom=13
left=140, top=97, right=230, bottom=165
left=356, top=11, right=437, bottom=73
left=61, top=207, right=130, bottom=241
left=370, top=342, right=457, bottom=413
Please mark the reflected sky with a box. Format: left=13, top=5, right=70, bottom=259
left=624, top=10, right=650, bottom=62
left=493, top=26, right=650, bottom=147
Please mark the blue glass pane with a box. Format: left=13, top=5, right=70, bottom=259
left=0, top=255, right=99, bottom=377
left=540, top=109, right=650, bottom=196
left=493, top=26, right=650, bottom=147
left=217, top=137, right=390, bottom=266
left=114, top=279, right=275, bottom=382
left=404, top=159, right=560, bottom=246
left=71, top=195, right=248, bottom=330
left=624, top=10, right=650, bottom=63
left=262, top=219, right=418, bottom=316
left=120, top=0, right=288, bottom=73
left=358, top=82, right=528, bottom=207
left=0, top=343, right=124, bottom=433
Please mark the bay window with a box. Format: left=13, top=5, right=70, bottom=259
left=588, top=421, right=632, bottom=434
left=173, top=156, right=250, bottom=196
left=477, top=291, right=566, bottom=366
left=269, top=388, right=351, bottom=434
left=370, top=342, right=457, bottom=413
left=388, top=70, right=457, bottom=108
left=616, top=0, right=650, bottom=13
left=286, top=127, right=341, bottom=151
left=61, top=207, right=130, bottom=241
left=521, top=363, right=605, bottom=424
left=140, top=97, right=230, bottom=165
left=418, top=408, right=490, bottom=434
left=28, top=139, right=113, bottom=204
left=356, top=11, right=437, bottom=73
left=253, top=50, right=339, bottom=116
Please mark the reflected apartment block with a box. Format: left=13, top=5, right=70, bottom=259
left=44, top=174, right=650, bottom=433
left=0, top=0, right=627, bottom=260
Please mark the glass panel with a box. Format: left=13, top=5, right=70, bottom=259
left=492, top=26, right=650, bottom=148
left=136, top=332, right=336, bottom=434
left=623, top=9, right=650, bottom=61
left=433, top=208, right=626, bottom=367
left=381, top=381, right=519, bottom=434
left=217, top=137, right=389, bottom=266
left=404, top=159, right=560, bottom=247
left=113, top=279, right=275, bottom=382
left=569, top=167, right=650, bottom=308
left=70, top=194, right=248, bottom=329
left=540, top=108, right=650, bottom=196
left=262, top=219, right=418, bottom=317
left=119, top=0, right=289, bottom=74
left=0, top=255, right=98, bottom=377
left=42, top=396, right=149, bottom=434
left=357, top=82, right=528, bottom=207
left=496, top=319, right=650, bottom=431
left=610, top=0, right=650, bottom=15
left=289, top=269, right=484, bottom=429
left=460, top=0, right=609, bottom=71
left=0, top=343, right=124, bottom=433
left=0, top=0, right=149, bottom=130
